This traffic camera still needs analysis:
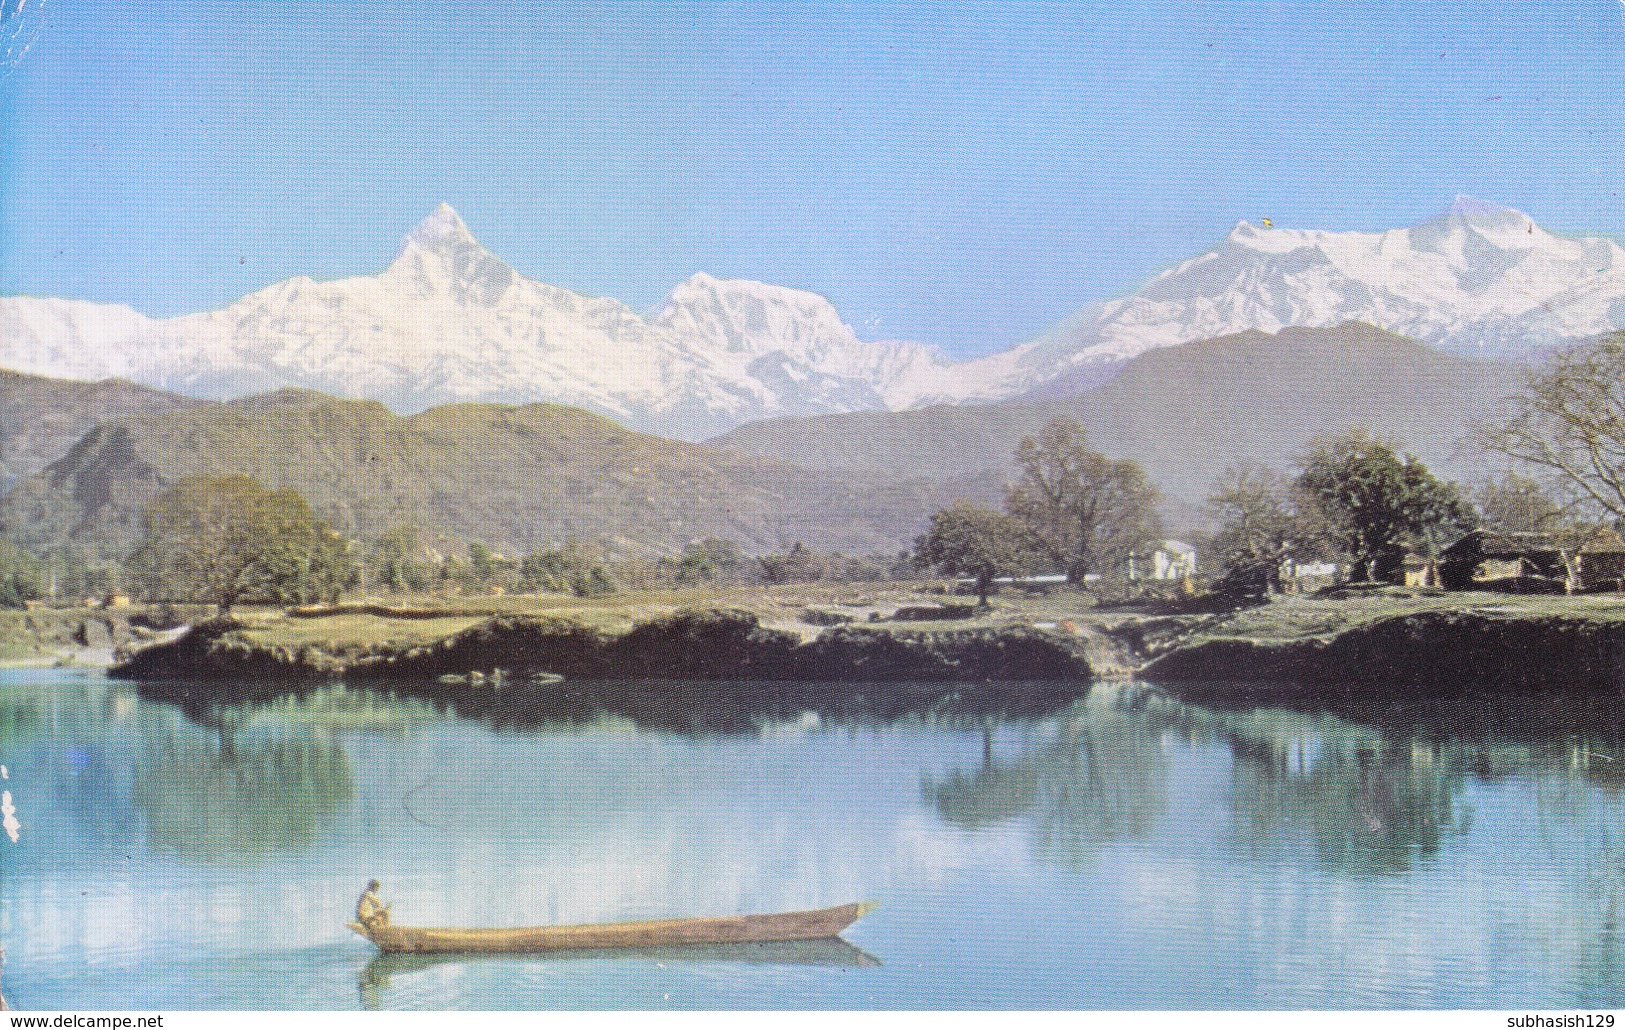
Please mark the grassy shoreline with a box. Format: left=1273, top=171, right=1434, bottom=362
left=1138, top=588, right=1625, bottom=695
left=19, top=584, right=1625, bottom=696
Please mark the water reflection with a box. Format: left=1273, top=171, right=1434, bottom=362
left=9, top=671, right=1625, bottom=1007
left=357, top=939, right=881, bottom=1009
left=135, top=678, right=1625, bottom=883
left=130, top=710, right=354, bottom=861
left=1221, top=726, right=1468, bottom=875
left=146, top=679, right=1090, bottom=737
left=921, top=692, right=1172, bottom=868
left=1172, top=684, right=1625, bottom=787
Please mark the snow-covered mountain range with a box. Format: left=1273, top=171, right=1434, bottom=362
left=4, top=197, right=1624, bottom=437
left=0, top=206, right=958, bottom=438
left=947, top=195, right=1625, bottom=402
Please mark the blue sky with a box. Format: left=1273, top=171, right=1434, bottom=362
left=2, top=0, right=1624, bottom=358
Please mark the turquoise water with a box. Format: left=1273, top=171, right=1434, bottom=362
left=2, top=667, right=1624, bottom=1009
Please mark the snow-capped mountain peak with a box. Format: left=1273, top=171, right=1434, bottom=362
left=650, top=272, right=862, bottom=361
left=0, top=206, right=961, bottom=438
left=981, top=197, right=1625, bottom=396
left=400, top=203, right=476, bottom=253
left=648, top=271, right=956, bottom=414
left=1446, top=193, right=1520, bottom=221
left=385, top=204, right=516, bottom=304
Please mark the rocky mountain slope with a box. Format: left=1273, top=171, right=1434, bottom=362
left=0, top=370, right=205, bottom=492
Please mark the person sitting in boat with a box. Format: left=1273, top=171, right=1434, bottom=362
left=356, top=879, right=391, bottom=930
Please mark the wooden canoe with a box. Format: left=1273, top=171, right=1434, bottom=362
left=348, top=900, right=875, bottom=955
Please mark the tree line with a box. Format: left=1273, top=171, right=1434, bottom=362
left=0, top=475, right=917, bottom=612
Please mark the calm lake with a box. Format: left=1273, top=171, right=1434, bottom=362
left=3, top=667, right=1624, bottom=1009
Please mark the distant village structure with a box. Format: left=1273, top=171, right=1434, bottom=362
left=1437, top=529, right=1625, bottom=594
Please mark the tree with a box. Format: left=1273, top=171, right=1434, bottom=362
left=367, top=525, right=430, bottom=593
left=1296, top=432, right=1470, bottom=583
left=1481, top=334, right=1625, bottom=522
left=915, top=501, right=1038, bottom=606
left=1205, top=465, right=1314, bottom=595
left=758, top=542, right=822, bottom=585
left=519, top=546, right=617, bottom=596
left=128, top=475, right=354, bottom=613
left=0, top=542, right=41, bottom=610
left=663, top=538, right=750, bottom=585
left=1475, top=473, right=1564, bottom=536
left=1004, top=419, right=1163, bottom=583
left=467, top=542, right=496, bottom=585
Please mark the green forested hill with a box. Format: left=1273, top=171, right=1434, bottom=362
left=0, top=389, right=980, bottom=559
left=0, top=369, right=206, bottom=491
left=710, top=323, right=1527, bottom=506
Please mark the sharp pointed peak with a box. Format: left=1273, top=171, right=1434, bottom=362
left=401, top=203, right=476, bottom=252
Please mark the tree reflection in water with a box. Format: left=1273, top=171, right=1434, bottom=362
left=921, top=688, right=1173, bottom=867
left=135, top=679, right=1090, bottom=862
left=915, top=682, right=1625, bottom=889
left=130, top=705, right=355, bottom=861
left=1202, top=689, right=1625, bottom=878
left=144, top=678, right=1089, bottom=738
left=135, top=675, right=1625, bottom=897
left=1222, top=724, right=1468, bottom=875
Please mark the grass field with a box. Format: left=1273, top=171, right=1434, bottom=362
left=230, top=581, right=1165, bottom=653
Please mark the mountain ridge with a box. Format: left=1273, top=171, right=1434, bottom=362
left=0, top=322, right=1532, bottom=560
left=0, top=369, right=207, bottom=492
left=0, top=207, right=961, bottom=439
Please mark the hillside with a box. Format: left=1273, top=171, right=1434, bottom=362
left=709, top=323, right=1527, bottom=509
left=0, top=369, right=207, bottom=491
left=0, top=390, right=975, bottom=560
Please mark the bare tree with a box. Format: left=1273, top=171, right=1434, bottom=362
left=1481, top=335, right=1625, bottom=521
left=1206, top=465, right=1317, bottom=594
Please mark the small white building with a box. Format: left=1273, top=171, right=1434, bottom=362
left=1131, top=541, right=1197, bottom=580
